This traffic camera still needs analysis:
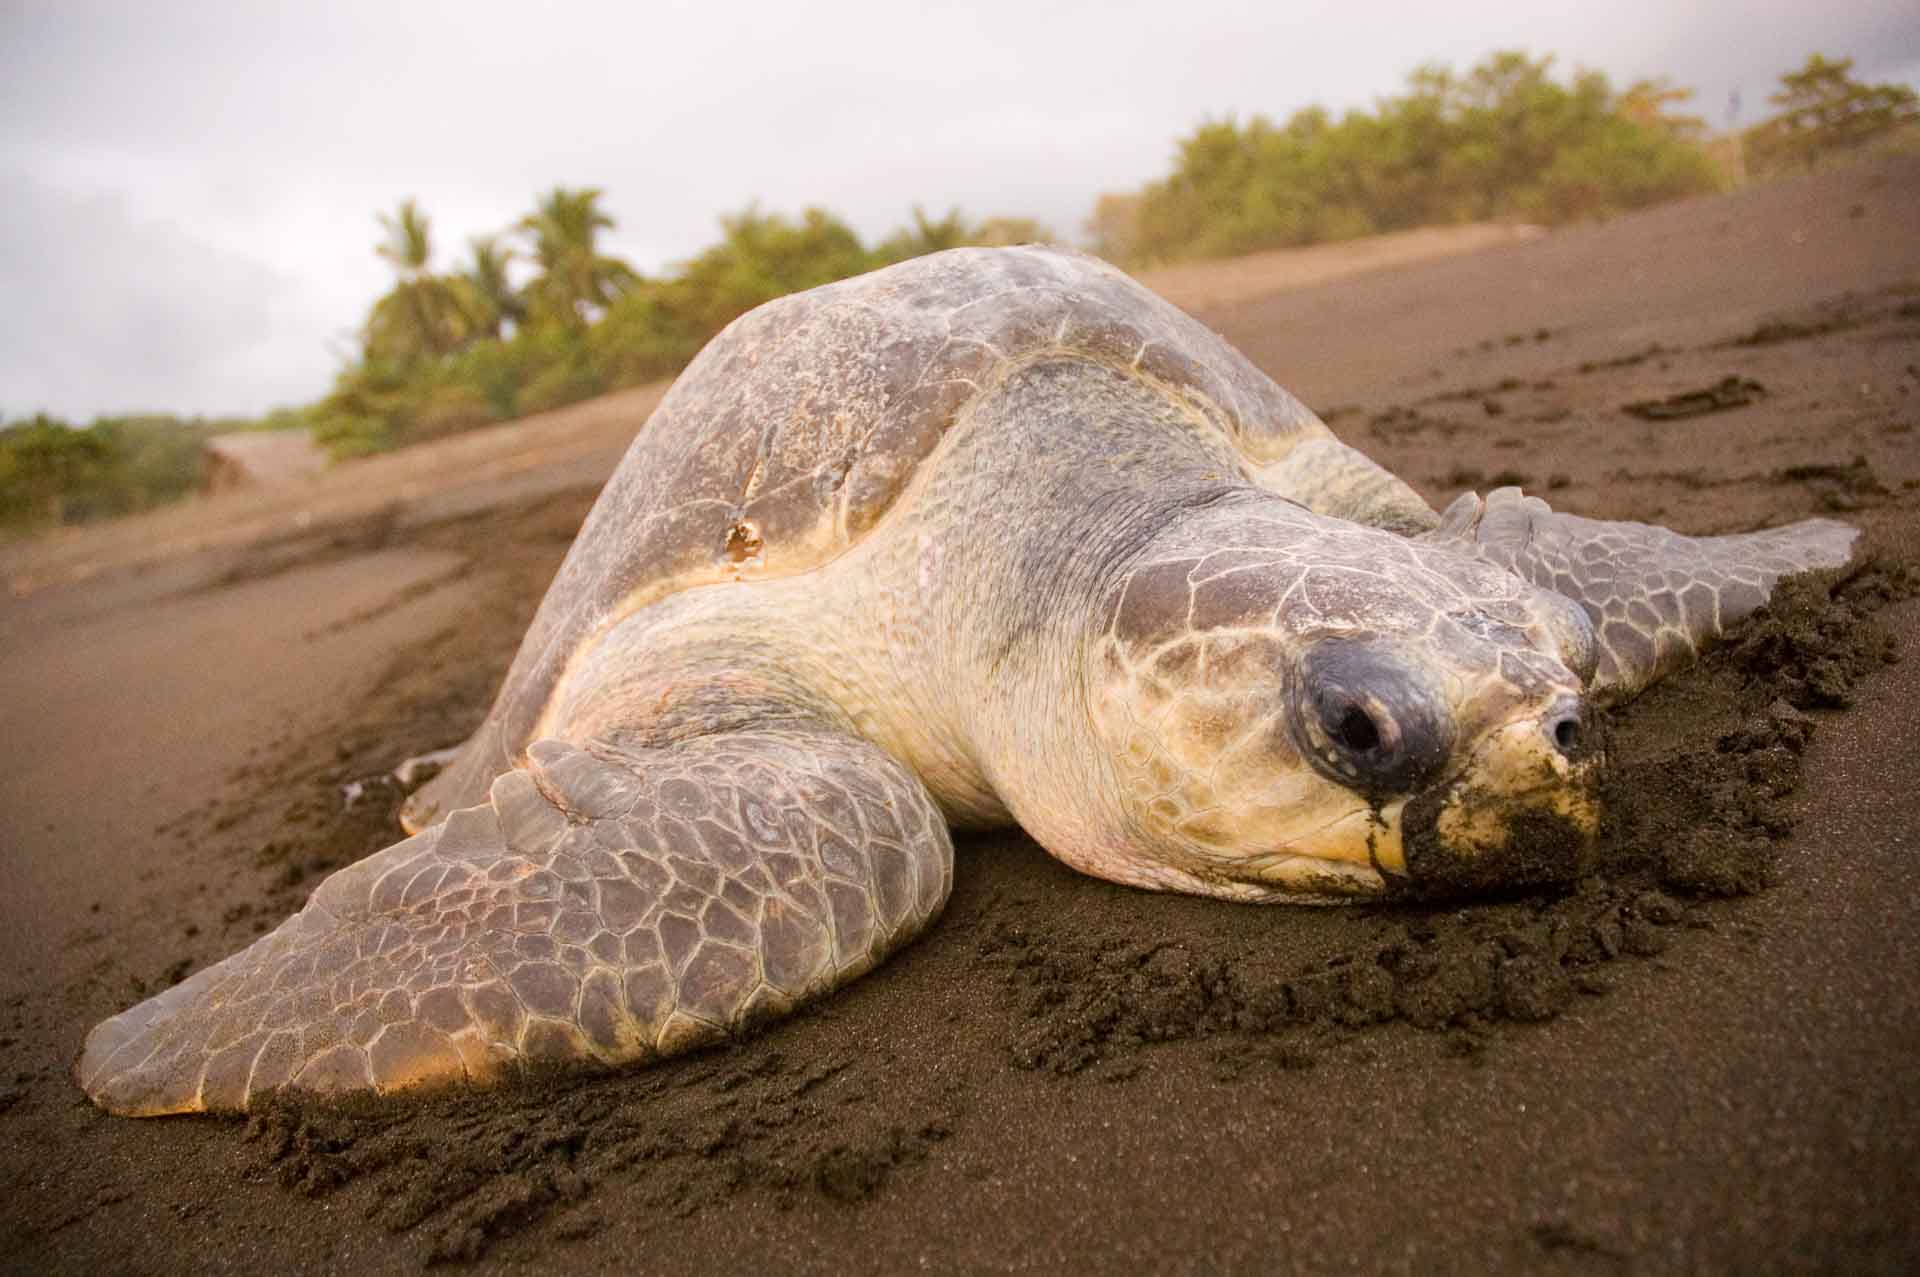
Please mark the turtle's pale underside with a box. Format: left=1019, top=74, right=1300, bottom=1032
left=79, top=248, right=1853, bottom=1115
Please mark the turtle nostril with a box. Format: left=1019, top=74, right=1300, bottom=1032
left=1333, top=705, right=1381, bottom=754
left=1548, top=709, right=1583, bottom=756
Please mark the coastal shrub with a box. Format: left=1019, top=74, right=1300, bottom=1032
left=1109, top=51, right=1725, bottom=265
left=1744, top=54, right=1920, bottom=176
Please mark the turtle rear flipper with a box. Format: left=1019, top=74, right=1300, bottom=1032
left=398, top=728, right=504, bottom=834
left=79, top=730, right=952, bottom=1116
left=1429, top=487, right=1857, bottom=703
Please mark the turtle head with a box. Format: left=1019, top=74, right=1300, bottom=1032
left=1053, top=503, right=1600, bottom=902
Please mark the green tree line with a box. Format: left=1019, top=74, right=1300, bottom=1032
left=1087, top=50, right=1915, bottom=264
left=308, top=195, right=1052, bottom=458
left=0, top=411, right=260, bottom=529
left=1743, top=53, right=1919, bottom=176
left=0, top=200, right=1052, bottom=532
left=4, top=50, right=1912, bottom=535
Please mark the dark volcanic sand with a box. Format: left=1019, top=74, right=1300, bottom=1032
left=4, top=160, right=1919, bottom=1275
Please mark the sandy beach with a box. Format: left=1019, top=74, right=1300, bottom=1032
left=3, top=157, right=1917, bottom=1275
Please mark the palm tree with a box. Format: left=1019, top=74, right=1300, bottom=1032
left=463, top=234, right=524, bottom=339
left=365, top=199, right=477, bottom=361
left=375, top=198, right=434, bottom=276
left=518, top=187, right=640, bottom=327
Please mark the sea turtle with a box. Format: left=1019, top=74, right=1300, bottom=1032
left=79, top=246, right=1854, bottom=1115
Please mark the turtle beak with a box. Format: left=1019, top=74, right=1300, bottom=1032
left=1400, top=698, right=1599, bottom=893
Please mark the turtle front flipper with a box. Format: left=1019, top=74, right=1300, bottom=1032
left=79, top=730, right=953, bottom=1116
left=1428, top=487, right=1858, bottom=703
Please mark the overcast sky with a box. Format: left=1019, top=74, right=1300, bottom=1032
left=3, top=1, right=1916, bottom=423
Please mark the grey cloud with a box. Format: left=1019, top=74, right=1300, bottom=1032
left=0, top=175, right=315, bottom=419
left=1, top=0, right=1915, bottom=420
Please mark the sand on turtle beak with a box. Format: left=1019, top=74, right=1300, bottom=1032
left=1399, top=707, right=1600, bottom=893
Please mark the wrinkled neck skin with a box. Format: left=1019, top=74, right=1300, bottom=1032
left=910, top=359, right=1594, bottom=902
left=898, top=360, right=1349, bottom=890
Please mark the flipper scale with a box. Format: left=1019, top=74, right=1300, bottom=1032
left=1429, top=487, right=1857, bottom=701
left=79, top=728, right=952, bottom=1115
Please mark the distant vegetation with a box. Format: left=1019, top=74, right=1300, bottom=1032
left=0, top=410, right=301, bottom=531
left=1089, top=52, right=1916, bottom=265
left=1091, top=51, right=1718, bottom=264
left=306, top=197, right=1054, bottom=459
left=1, top=201, right=1053, bottom=533
left=5, top=50, right=1915, bottom=536
left=1742, top=53, right=1919, bottom=177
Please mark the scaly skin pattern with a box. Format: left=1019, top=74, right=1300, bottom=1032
left=1428, top=488, right=1857, bottom=704
left=1084, top=495, right=1584, bottom=901
left=79, top=731, right=950, bottom=1116
left=79, top=247, right=1856, bottom=1114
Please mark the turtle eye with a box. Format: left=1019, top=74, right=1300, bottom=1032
left=1330, top=703, right=1381, bottom=754
left=1294, top=641, right=1455, bottom=795
left=1311, top=687, right=1413, bottom=785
